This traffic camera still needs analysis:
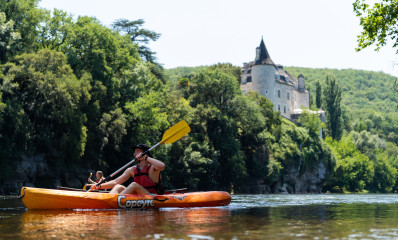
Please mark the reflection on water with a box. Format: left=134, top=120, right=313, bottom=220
left=18, top=208, right=231, bottom=239
left=2, top=194, right=398, bottom=239
left=243, top=204, right=398, bottom=239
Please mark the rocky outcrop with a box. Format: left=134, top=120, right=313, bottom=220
left=1, top=155, right=88, bottom=195
left=1, top=155, right=47, bottom=194
left=282, top=161, right=327, bottom=193
left=241, top=161, right=328, bottom=194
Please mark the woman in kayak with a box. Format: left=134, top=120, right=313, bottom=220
left=89, top=144, right=165, bottom=195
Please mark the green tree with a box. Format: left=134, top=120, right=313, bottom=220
left=0, top=49, right=90, bottom=180
left=354, top=120, right=368, bottom=132
left=125, top=91, right=169, bottom=145
left=351, top=130, right=386, bottom=160
left=64, top=16, right=135, bottom=84
left=189, top=69, right=241, bottom=110
left=246, top=91, right=280, bottom=131
left=112, top=18, right=160, bottom=63
left=208, top=63, right=242, bottom=85
left=112, top=18, right=164, bottom=80
left=370, top=152, right=396, bottom=193
left=323, top=75, right=343, bottom=140
left=354, top=0, right=398, bottom=53
left=38, top=9, right=73, bottom=50
left=298, top=109, right=324, bottom=138
left=177, top=78, right=190, bottom=88
left=0, top=0, right=46, bottom=54
left=341, top=106, right=352, bottom=132
left=0, top=12, right=21, bottom=63
left=315, top=81, right=322, bottom=108
left=324, top=136, right=374, bottom=192
left=394, top=78, right=397, bottom=109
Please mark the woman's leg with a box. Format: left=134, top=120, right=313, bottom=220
left=109, top=184, right=126, bottom=194
left=120, top=182, right=150, bottom=195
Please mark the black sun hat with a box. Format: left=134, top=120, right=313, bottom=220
left=132, top=144, right=152, bottom=157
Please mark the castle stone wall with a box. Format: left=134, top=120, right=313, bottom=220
left=294, top=90, right=309, bottom=110
left=273, top=83, right=293, bottom=118
left=241, top=82, right=252, bottom=94
left=252, top=64, right=276, bottom=102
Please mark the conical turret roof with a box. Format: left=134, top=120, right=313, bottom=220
left=255, top=37, right=275, bottom=65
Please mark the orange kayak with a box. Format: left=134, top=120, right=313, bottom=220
left=20, top=187, right=231, bottom=210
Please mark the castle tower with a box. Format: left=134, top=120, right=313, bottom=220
left=252, top=38, right=276, bottom=102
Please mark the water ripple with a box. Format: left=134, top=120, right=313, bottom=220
left=229, top=194, right=398, bottom=209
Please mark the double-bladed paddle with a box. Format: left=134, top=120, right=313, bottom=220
left=88, top=120, right=190, bottom=192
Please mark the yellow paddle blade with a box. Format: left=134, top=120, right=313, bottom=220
left=83, top=173, right=92, bottom=190
left=161, top=120, right=191, bottom=144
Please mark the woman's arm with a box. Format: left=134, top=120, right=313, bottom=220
left=146, top=157, right=165, bottom=171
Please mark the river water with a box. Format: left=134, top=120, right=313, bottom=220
left=1, top=194, right=398, bottom=239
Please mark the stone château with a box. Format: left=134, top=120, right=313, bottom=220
left=241, top=38, right=324, bottom=122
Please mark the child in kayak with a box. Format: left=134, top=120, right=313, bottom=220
left=86, top=171, right=108, bottom=190
left=88, top=171, right=105, bottom=184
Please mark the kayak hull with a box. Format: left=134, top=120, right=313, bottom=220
left=20, top=187, right=231, bottom=209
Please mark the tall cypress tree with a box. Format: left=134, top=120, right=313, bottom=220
left=315, top=81, right=322, bottom=108
left=323, top=75, right=343, bottom=140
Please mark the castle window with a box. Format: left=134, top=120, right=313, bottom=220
left=284, top=106, right=286, bottom=113
left=287, top=92, right=290, bottom=100
left=278, top=90, right=280, bottom=98
left=247, top=69, right=251, bottom=74
left=278, top=105, right=280, bottom=111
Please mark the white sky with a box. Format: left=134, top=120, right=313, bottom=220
left=39, top=0, right=398, bottom=76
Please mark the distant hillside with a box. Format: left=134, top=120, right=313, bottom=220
left=165, top=66, right=208, bottom=82
left=166, top=66, right=398, bottom=122
left=284, top=67, right=397, bottom=120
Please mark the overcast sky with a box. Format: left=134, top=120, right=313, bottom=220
left=39, top=0, right=398, bottom=76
